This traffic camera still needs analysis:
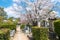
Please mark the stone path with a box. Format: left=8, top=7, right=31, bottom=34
left=11, top=26, right=29, bottom=40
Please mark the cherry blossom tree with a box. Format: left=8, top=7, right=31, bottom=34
left=12, top=0, right=57, bottom=26
left=23, top=0, right=56, bottom=26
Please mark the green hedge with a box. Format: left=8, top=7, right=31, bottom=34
left=0, top=29, right=10, bottom=40
left=32, top=27, right=49, bottom=40
left=54, top=20, right=60, bottom=36
left=32, top=27, right=40, bottom=40
left=0, top=23, right=16, bottom=30
left=40, top=27, right=49, bottom=40
left=20, top=24, right=25, bottom=29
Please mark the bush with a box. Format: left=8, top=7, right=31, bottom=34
left=0, top=22, right=16, bottom=30
left=54, top=20, right=60, bottom=38
left=20, top=24, right=25, bottom=29
left=32, top=27, right=40, bottom=40
left=40, top=27, right=49, bottom=40
left=8, top=24, right=16, bottom=30
left=32, top=27, right=49, bottom=40
left=0, top=28, right=10, bottom=40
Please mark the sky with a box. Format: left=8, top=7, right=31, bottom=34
left=0, top=0, right=60, bottom=17
left=0, top=0, right=13, bottom=8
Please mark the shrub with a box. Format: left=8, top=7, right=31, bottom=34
left=32, top=27, right=40, bottom=40
left=32, top=27, right=49, bottom=40
left=8, top=24, right=16, bottom=30
left=40, top=27, right=49, bottom=40
left=54, top=20, right=60, bottom=38
left=20, top=24, right=25, bottom=29
left=0, top=22, right=16, bottom=30
left=0, top=28, right=10, bottom=40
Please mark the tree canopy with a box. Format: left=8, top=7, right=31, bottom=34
left=0, top=7, right=7, bottom=22
left=0, top=7, right=7, bottom=19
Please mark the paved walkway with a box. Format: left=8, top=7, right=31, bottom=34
left=11, top=26, right=29, bottom=40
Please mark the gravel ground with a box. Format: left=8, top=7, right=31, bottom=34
left=10, top=26, right=29, bottom=40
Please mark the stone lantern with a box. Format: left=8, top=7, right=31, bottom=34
left=48, top=18, right=56, bottom=31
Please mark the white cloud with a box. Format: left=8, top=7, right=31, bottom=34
left=53, top=0, right=60, bottom=2
left=4, top=3, right=23, bottom=17
left=4, top=0, right=60, bottom=18
left=57, top=0, right=60, bottom=2
left=13, top=0, right=20, bottom=2
left=51, top=0, right=60, bottom=4
left=13, top=3, right=23, bottom=11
